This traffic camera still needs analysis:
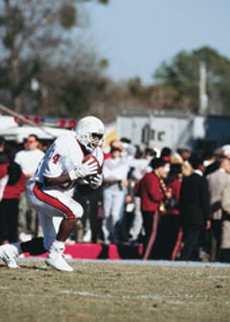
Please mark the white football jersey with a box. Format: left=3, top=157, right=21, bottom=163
left=34, top=133, right=103, bottom=191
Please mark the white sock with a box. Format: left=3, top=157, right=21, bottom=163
left=50, top=240, right=65, bottom=254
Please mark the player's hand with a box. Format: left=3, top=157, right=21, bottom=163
left=68, top=159, right=98, bottom=181
left=78, top=159, right=98, bottom=177
left=89, top=173, right=103, bottom=189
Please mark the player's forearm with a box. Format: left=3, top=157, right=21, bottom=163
left=43, top=174, right=71, bottom=186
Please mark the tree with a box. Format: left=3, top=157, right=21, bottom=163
left=154, top=46, right=230, bottom=115
left=44, top=52, right=106, bottom=118
left=0, top=0, right=109, bottom=116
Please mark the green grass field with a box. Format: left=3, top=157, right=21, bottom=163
left=1, top=260, right=230, bottom=322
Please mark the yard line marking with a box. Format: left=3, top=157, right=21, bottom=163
left=208, top=275, right=230, bottom=279
left=59, top=290, right=201, bottom=304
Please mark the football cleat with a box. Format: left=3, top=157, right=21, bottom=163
left=0, top=244, right=20, bottom=268
left=45, top=253, right=73, bottom=272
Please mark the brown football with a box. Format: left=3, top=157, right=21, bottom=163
left=82, top=154, right=102, bottom=174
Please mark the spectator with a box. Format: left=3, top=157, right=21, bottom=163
left=204, top=147, right=223, bottom=176
left=102, top=146, right=130, bottom=244
left=120, top=137, right=137, bottom=161
left=179, top=155, right=211, bottom=261
left=222, top=145, right=230, bottom=158
left=171, top=146, right=193, bottom=176
left=138, top=157, right=171, bottom=260
left=74, top=185, right=103, bottom=243
left=14, top=134, right=45, bottom=239
left=160, top=146, right=172, bottom=163
left=128, top=147, right=155, bottom=244
left=220, top=179, right=230, bottom=262
left=77, top=138, right=123, bottom=243
left=152, top=163, right=182, bottom=260
left=103, top=139, right=122, bottom=161
left=0, top=161, right=26, bottom=245
left=0, top=137, right=6, bottom=165
left=206, top=152, right=230, bottom=262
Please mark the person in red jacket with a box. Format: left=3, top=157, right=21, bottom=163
left=151, top=163, right=183, bottom=260
left=140, top=157, right=172, bottom=259
left=0, top=162, right=26, bottom=245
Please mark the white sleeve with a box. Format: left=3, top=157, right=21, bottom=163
left=42, top=135, right=83, bottom=178
left=42, top=141, right=65, bottom=178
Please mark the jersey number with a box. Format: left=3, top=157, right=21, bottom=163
left=52, top=154, right=60, bottom=164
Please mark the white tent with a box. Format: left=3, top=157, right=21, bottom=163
left=0, top=124, right=75, bottom=143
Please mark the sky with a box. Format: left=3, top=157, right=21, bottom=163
left=86, top=0, right=230, bottom=85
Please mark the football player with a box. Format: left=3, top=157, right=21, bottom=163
left=0, top=116, right=104, bottom=271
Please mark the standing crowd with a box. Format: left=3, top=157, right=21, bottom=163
left=0, top=115, right=230, bottom=271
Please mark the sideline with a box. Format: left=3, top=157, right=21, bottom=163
left=16, top=258, right=230, bottom=268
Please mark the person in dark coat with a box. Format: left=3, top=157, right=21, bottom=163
left=179, top=155, right=211, bottom=261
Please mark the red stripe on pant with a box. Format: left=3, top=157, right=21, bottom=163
left=33, top=182, right=75, bottom=219
left=143, top=211, right=159, bottom=260
left=171, top=228, right=183, bottom=261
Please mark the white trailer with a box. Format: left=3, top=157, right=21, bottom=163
left=116, top=110, right=228, bottom=152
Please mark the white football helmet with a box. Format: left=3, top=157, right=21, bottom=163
left=76, top=116, right=105, bottom=153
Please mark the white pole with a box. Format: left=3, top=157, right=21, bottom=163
left=199, top=62, right=208, bottom=114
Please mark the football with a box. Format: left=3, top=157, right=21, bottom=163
left=82, top=154, right=102, bottom=175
